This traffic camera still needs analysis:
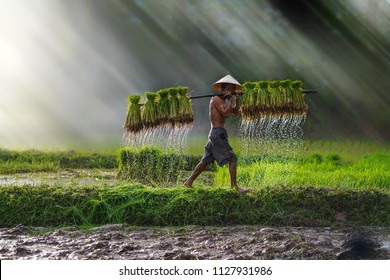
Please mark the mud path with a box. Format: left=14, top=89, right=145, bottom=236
left=1, top=225, right=389, bottom=260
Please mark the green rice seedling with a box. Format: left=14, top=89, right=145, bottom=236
left=285, top=79, right=294, bottom=110
left=279, top=80, right=293, bottom=114
left=240, top=79, right=308, bottom=118
left=178, top=86, right=194, bottom=124
left=158, top=152, right=186, bottom=185
left=269, top=80, right=281, bottom=113
left=124, top=95, right=143, bottom=133
left=117, top=147, right=139, bottom=179
left=157, top=89, right=170, bottom=125
left=241, top=84, right=249, bottom=113
left=117, top=147, right=192, bottom=186
left=257, top=81, right=270, bottom=115
left=118, top=147, right=161, bottom=183
left=142, top=92, right=158, bottom=128
left=117, top=147, right=205, bottom=183
left=252, top=82, right=260, bottom=116
left=290, top=80, right=307, bottom=114
left=138, top=147, right=162, bottom=183
left=168, top=87, right=180, bottom=125
left=241, top=81, right=257, bottom=119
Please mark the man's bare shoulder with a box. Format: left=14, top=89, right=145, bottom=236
left=211, top=96, right=223, bottom=105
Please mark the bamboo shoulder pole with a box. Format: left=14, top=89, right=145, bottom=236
left=189, top=89, right=318, bottom=100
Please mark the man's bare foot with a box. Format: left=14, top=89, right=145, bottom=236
left=234, top=186, right=249, bottom=193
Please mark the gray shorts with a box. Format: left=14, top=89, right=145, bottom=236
left=201, top=127, right=237, bottom=166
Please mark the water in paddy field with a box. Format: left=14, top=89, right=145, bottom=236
left=239, top=114, right=306, bottom=157
left=121, top=123, right=193, bottom=153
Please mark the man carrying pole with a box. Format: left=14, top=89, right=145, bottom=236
left=184, top=74, right=249, bottom=193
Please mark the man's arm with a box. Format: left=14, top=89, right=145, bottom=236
left=232, top=95, right=241, bottom=116
left=212, top=96, right=233, bottom=118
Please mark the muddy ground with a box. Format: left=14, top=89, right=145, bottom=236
left=1, top=225, right=389, bottom=260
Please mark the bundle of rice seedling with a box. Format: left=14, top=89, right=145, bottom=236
left=241, top=81, right=257, bottom=119
left=239, top=79, right=312, bottom=142
left=290, top=80, right=308, bottom=114
left=269, top=80, right=281, bottom=113
left=157, top=89, right=170, bottom=125
left=142, top=92, right=158, bottom=128
left=239, top=79, right=310, bottom=119
left=168, top=87, right=180, bottom=125
left=256, top=81, right=269, bottom=115
left=279, top=79, right=292, bottom=114
left=123, top=94, right=143, bottom=133
left=178, top=86, right=194, bottom=124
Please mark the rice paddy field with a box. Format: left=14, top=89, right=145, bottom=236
left=1, top=139, right=389, bottom=228
left=1, top=139, right=390, bottom=260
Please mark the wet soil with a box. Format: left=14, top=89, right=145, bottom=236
left=0, top=169, right=118, bottom=187
left=0, top=169, right=212, bottom=188
left=1, top=225, right=389, bottom=260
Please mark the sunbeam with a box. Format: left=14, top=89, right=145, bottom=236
left=1, top=0, right=389, bottom=149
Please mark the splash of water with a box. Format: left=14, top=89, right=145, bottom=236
left=239, top=113, right=306, bottom=157
left=122, top=123, right=193, bottom=153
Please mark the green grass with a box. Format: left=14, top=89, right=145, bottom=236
left=300, top=139, right=390, bottom=160
left=215, top=152, right=390, bottom=191
left=0, top=183, right=389, bottom=227
left=0, top=149, right=117, bottom=174
left=1, top=141, right=389, bottom=228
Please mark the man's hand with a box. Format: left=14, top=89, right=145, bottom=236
left=225, top=93, right=232, bottom=100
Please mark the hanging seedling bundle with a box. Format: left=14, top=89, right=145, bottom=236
left=123, top=94, right=143, bottom=133
left=256, top=80, right=270, bottom=113
left=142, top=92, right=158, bottom=128
left=241, top=81, right=257, bottom=119
left=269, top=80, right=281, bottom=112
left=239, top=78, right=312, bottom=143
left=291, top=80, right=308, bottom=114
left=178, top=86, right=194, bottom=124
left=123, top=86, right=195, bottom=150
left=168, top=87, right=180, bottom=125
left=122, top=78, right=313, bottom=149
left=241, top=79, right=308, bottom=119
left=279, top=79, right=291, bottom=112
left=156, top=89, right=171, bottom=126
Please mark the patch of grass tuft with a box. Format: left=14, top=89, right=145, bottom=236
left=0, top=184, right=389, bottom=227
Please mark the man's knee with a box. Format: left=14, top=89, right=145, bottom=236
left=200, top=160, right=212, bottom=167
left=230, top=154, right=237, bottom=163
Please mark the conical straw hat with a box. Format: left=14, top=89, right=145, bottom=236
left=212, top=74, right=242, bottom=92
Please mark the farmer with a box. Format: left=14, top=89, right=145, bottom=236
left=184, top=74, right=249, bottom=193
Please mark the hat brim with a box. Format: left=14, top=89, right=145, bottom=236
left=212, top=74, right=242, bottom=93
left=212, top=82, right=242, bottom=93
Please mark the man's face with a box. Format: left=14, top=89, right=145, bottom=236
left=221, top=83, right=235, bottom=95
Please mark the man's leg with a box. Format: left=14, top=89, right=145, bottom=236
left=184, top=161, right=209, bottom=188
left=229, top=160, right=249, bottom=193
